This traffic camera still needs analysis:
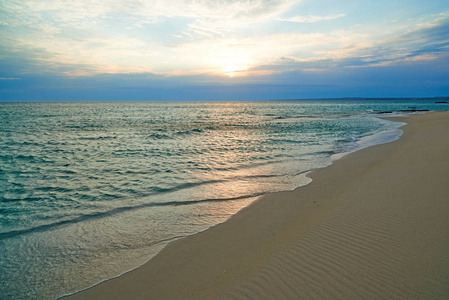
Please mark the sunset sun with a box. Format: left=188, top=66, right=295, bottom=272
left=216, top=56, right=249, bottom=77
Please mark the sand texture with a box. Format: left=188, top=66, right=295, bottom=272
left=65, top=111, right=449, bottom=299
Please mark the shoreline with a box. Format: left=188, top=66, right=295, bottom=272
left=59, top=114, right=403, bottom=298
left=331, top=115, right=406, bottom=161
left=64, top=111, right=449, bottom=299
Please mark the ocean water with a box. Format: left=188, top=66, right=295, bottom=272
left=0, top=99, right=447, bottom=299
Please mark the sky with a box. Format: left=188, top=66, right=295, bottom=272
left=1, top=0, right=449, bottom=101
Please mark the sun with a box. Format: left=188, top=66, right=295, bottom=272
left=216, top=56, right=249, bottom=77
left=224, top=64, right=248, bottom=77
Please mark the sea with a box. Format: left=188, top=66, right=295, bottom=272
left=1, top=99, right=448, bottom=299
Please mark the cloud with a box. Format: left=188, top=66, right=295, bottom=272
left=3, top=0, right=295, bottom=27
left=279, top=14, right=346, bottom=23
left=0, top=0, right=298, bottom=76
left=278, top=14, right=449, bottom=70
left=350, top=16, right=449, bottom=68
left=167, top=30, right=352, bottom=77
left=1, top=0, right=449, bottom=82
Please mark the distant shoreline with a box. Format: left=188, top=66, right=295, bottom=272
left=1, top=96, right=448, bottom=103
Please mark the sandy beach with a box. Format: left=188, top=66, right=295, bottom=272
left=65, top=111, right=449, bottom=299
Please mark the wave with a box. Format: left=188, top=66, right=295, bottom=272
left=0, top=191, right=268, bottom=241
left=0, top=165, right=317, bottom=241
left=78, top=136, right=116, bottom=141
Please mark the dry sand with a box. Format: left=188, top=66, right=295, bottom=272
left=65, top=111, right=449, bottom=299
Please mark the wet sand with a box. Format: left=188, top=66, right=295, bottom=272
left=65, top=111, right=449, bottom=299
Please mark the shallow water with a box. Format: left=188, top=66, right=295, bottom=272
left=0, top=99, right=447, bottom=299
